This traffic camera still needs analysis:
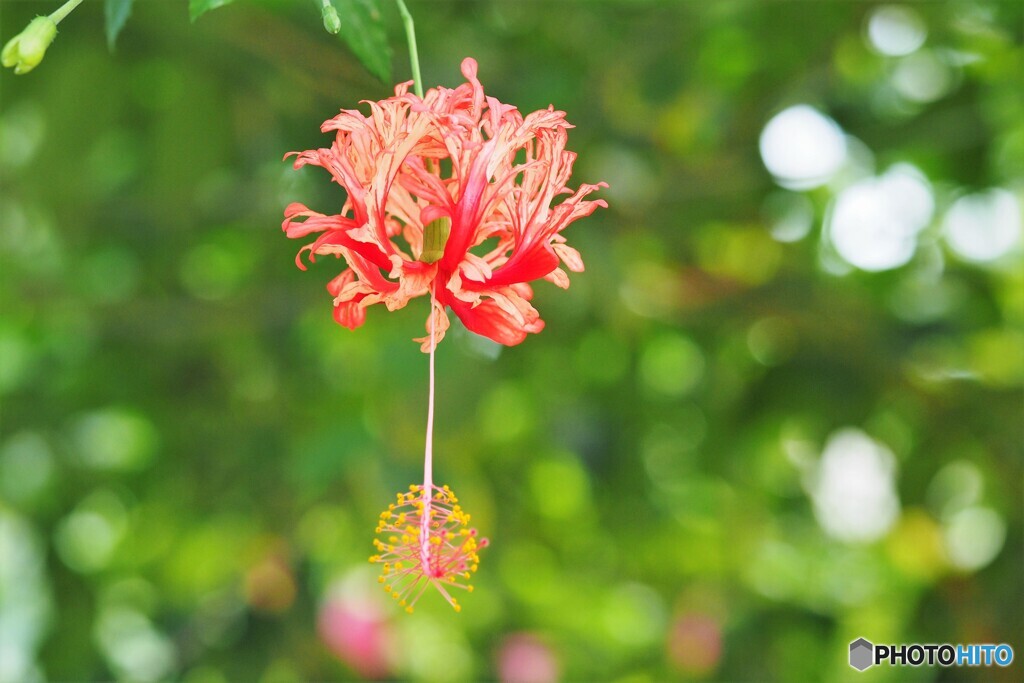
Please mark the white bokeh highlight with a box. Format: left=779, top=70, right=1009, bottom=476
left=892, top=50, right=955, bottom=103
left=867, top=5, right=927, bottom=57
left=943, top=188, right=1022, bottom=263
left=808, top=429, right=901, bottom=544
left=760, top=105, right=847, bottom=190
left=828, top=164, right=934, bottom=271
left=944, top=506, right=1006, bottom=571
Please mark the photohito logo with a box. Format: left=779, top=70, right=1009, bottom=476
left=849, top=638, right=1014, bottom=671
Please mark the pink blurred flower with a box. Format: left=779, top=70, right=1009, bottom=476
left=497, top=633, right=560, bottom=683
left=283, top=58, right=607, bottom=350
left=667, top=613, right=722, bottom=676
left=318, top=589, right=392, bottom=679
left=369, top=484, right=486, bottom=613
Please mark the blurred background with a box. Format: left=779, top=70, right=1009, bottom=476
left=1, top=1, right=1022, bottom=681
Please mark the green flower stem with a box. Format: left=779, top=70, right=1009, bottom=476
left=397, top=0, right=440, bottom=186
left=49, top=0, right=85, bottom=25
left=395, top=0, right=423, bottom=99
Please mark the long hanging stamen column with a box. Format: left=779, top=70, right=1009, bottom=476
left=419, top=290, right=438, bottom=572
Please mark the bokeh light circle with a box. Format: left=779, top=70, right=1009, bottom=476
left=829, top=164, right=934, bottom=271
left=867, top=5, right=927, bottom=57
left=943, top=189, right=1022, bottom=263
left=760, top=105, right=847, bottom=190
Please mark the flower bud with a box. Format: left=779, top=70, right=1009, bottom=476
left=2, top=16, right=58, bottom=75
left=321, top=4, right=341, bottom=34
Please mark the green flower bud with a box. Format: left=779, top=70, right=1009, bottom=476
left=2, top=16, right=58, bottom=75
left=321, top=3, right=341, bottom=34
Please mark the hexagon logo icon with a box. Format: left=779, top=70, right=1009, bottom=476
left=850, top=638, right=874, bottom=671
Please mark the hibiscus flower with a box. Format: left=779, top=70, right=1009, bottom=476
left=283, top=58, right=607, bottom=350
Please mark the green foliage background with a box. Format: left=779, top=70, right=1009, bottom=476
left=0, top=1, right=1021, bottom=681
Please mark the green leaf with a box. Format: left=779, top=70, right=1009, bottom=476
left=104, top=0, right=134, bottom=50
left=329, top=0, right=392, bottom=83
left=189, top=0, right=236, bottom=23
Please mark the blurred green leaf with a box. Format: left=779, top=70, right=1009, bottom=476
left=104, top=0, right=134, bottom=50
left=189, top=0, right=235, bottom=23
left=329, top=0, right=392, bottom=82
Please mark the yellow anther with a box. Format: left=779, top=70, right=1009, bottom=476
left=467, top=585, right=474, bottom=593
left=406, top=606, right=414, bottom=614
left=431, top=536, right=442, bottom=545
left=392, top=591, right=399, bottom=599
left=400, top=600, right=407, bottom=607
left=453, top=604, right=462, bottom=613
left=377, top=576, right=385, bottom=583
left=389, top=536, right=398, bottom=543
